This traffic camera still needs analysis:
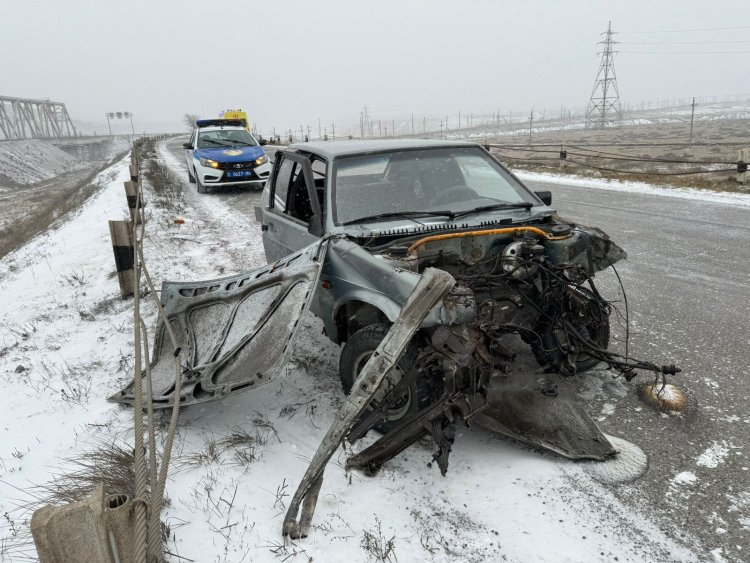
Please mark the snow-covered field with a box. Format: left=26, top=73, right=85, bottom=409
left=0, top=140, right=90, bottom=187
left=0, top=148, right=703, bottom=562
left=514, top=170, right=750, bottom=208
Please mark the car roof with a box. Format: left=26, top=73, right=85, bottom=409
left=286, top=139, right=479, bottom=159
left=197, top=126, right=248, bottom=133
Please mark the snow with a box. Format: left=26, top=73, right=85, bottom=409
left=580, top=435, right=648, bottom=485
left=0, top=147, right=702, bottom=562
left=672, top=472, right=698, bottom=486
left=0, top=140, right=88, bottom=186
left=696, top=442, right=732, bottom=469
left=514, top=170, right=750, bottom=208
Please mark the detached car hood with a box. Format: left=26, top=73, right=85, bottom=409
left=109, top=242, right=326, bottom=408
left=195, top=145, right=265, bottom=162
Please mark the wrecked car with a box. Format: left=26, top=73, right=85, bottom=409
left=111, top=139, right=678, bottom=536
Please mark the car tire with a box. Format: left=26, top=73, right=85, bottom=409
left=339, top=323, right=433, bottom=434
left=188, top=166, right=196, bottom=184
left=196, top=172, right=207, bottom=194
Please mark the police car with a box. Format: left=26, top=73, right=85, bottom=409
left=183, top=119, right=272, bottom=193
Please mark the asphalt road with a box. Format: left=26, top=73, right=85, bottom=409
left=165, top=136, right=749, bottom=559
left=164, top=136, right=278, bottom=218
left=524, top=177, right=750, bottom=561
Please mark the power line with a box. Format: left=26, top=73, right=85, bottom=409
left=620, top=50, right=750, bottom=54
left=620, top=40, right=750, bottom=45
left=618, top=25, right=750, bottom=34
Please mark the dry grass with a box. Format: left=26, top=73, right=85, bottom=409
left=177, top=417, right=278, bottom=470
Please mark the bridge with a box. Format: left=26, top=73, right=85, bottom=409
left=0, top=95, right=78, bottom=140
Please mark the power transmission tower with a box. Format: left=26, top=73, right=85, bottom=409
left=585, top=21, right=623, bottom=128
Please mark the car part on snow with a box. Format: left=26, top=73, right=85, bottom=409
left=108, top=241, right=327, bottom=407
left=282, top=267, right=456, bottom=539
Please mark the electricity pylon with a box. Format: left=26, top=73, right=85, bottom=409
left=585, top=21, right=623, bottom=128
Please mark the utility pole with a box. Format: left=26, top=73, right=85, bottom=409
left=689, top=97, right=697, bottom=147
left=391, top=120, right=395, bottom=137
left=360, top=112, right=364, bottom=138
left=318, top=117, right=321, bottom=139
left=439, top=121, right=443, bottom=139
left=378, top=120, right=382, bottom=136
left=585, top=21, right=623, bottom=128
left=411, top=113, right=414, bottom=136
left=332, top=123, right=335, bottom=139
left=528, top=108, right=534, bottom=144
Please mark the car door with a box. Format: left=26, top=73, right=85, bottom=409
left=185, top=130, right=196, bottom=171
left=261, top=151, right=323, bottom=262
left=109, top=240, right=327, bottom=408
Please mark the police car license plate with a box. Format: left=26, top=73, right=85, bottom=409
left=227, top=170, right=252, bottom=178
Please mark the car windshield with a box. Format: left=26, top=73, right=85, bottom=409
left=197, top=128, right=257, bottom=149
left=333, top=146, right=538, bottom=225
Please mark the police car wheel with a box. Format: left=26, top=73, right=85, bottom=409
left=187, top=166, right=196, bottom=184
left=196, top=176, right=207, bottom=194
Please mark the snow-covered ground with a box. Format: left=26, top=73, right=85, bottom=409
left=0, top=140, right=90, bottom=187
left=0, top=148, right=703, bottom=562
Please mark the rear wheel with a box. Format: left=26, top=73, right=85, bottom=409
left=339, top=324, right=433, bottom=434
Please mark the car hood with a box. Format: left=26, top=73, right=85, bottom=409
left=195, top=145, right=265, bottom=162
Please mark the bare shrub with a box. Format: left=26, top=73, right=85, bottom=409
left=361, top=516, right=397, bottom=562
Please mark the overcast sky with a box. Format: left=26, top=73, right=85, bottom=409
left=3, top=0, right=750, bottom=135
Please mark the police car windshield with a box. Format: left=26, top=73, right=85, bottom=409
left=197, top=129, right=257, bottom=149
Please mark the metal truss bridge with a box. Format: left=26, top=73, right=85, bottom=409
left=0, top=95, right=77, bottom=140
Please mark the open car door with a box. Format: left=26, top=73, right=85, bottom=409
left=109, top=241, right=327, bottom=408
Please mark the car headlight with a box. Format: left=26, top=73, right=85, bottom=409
left=255, top=155, right=269, bottom=166
left=200, top=158, right=220, bottom=169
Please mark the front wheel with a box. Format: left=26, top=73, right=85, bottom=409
left=196, top=173, right=207, bottom=194
left=339, top=324, right=433, bottom=434
left=187, top=165, right=196, bottom=184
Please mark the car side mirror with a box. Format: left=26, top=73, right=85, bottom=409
left=308, top=213, right=324, bottom=237
left=534, top=190, right=552, bottom=205
left=182, top=142, right=192, bottom=149
left=259, top=139, right=268, bottom=146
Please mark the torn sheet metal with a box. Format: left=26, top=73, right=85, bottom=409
left=108, top=241, right=327, bottom=408
left=282, top=267, right=456, bottom=539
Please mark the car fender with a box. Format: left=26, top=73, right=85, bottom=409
left=316, top=238, right=474, bottom=342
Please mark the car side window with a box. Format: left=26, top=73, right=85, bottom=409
left=273, top=157, right=295, bottom=212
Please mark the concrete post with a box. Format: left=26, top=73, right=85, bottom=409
left=738, top=149, right=748, bottom=186
left=30, top=483, right=135, bottom=563
left=123, top=181, right=143, bottom=225
left=109, top=220, right=134, bottom=298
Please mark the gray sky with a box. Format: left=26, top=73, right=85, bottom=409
left=3, top=0, right=750, bottom=135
